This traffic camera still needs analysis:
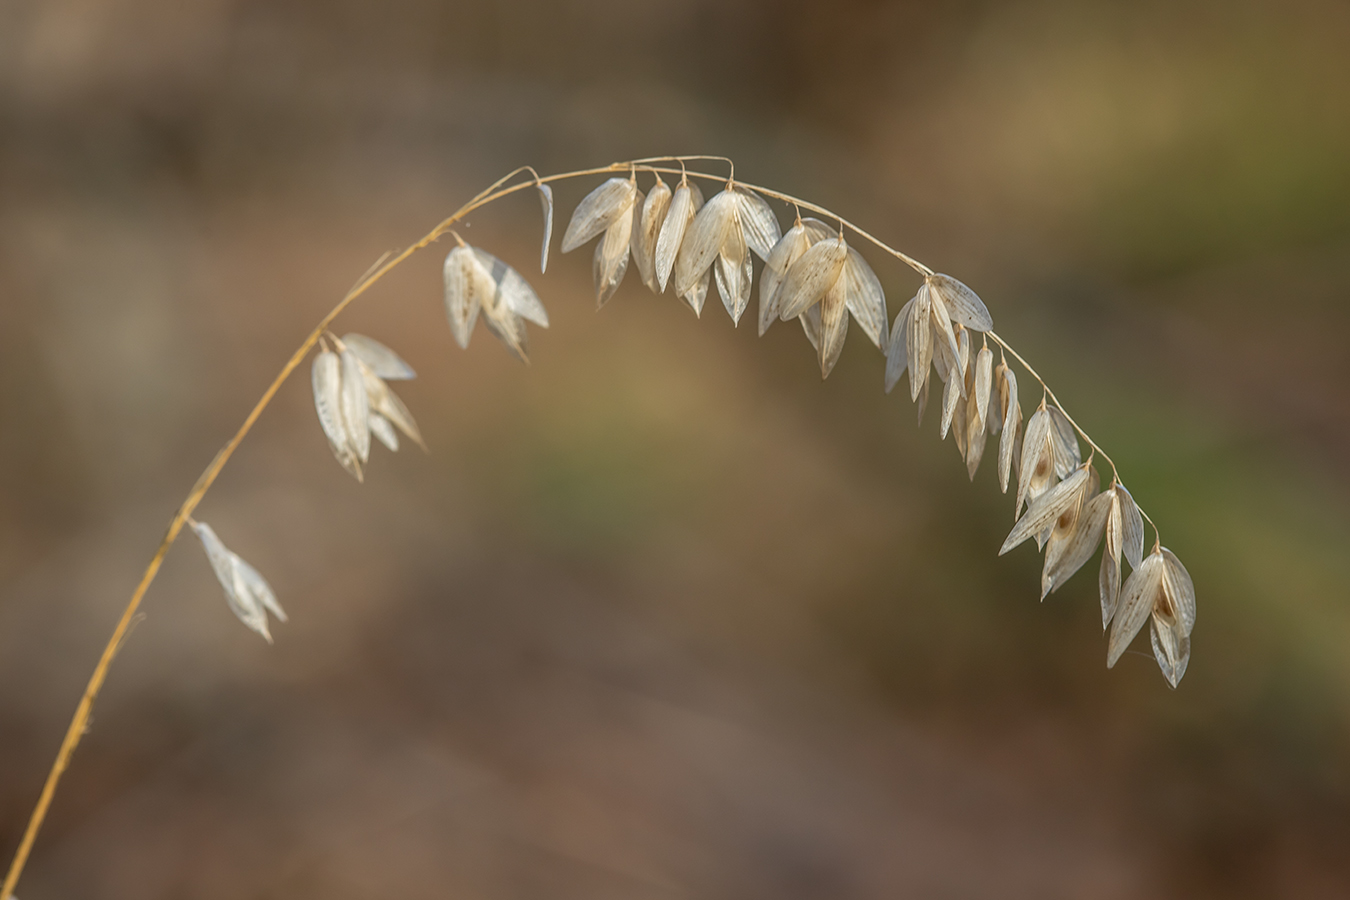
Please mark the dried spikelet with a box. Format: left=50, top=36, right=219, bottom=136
left=655, top=175, right=703, bottom=294
left=733, top=185, right=782, bottom=260
left=714, top=210, right=753, bottom=323
left=883, top=295, right=914, bottom=394
left=940, top=367, right=962, bottom=440
left=311, top=349, right=362, bottom=481
left=778, top=237, right=849, bottom=321
left=1108, top=548, right=1164, bottom=671
left=342, top=333, right=416, bottom=380
left=973, top=344, right=993, bottom=426
left=929, top=274, right=994, bottom=332
left=368, top=413, right=399, bottom=451
left=952, top=384, right=969, bottom=458
left=352, top=352, right=425, bottom=452
left=905, top=285, right=933, bottom=401
left=1000, top=464, right=1091, bottom=556
left=928, top=282, right=963, bottom=382
left=964, top=355, right=990, bottom=479
left=817, top=273, right=849, bottom=378
left=1041, top=473, right=1110, bottom=599
left=1047, top=406, right=1082, bottom=479
left=672, top=189, right=735, bottom=302
left=589, top=185, right=639, bottom=308
left=760, top=216, right=817, bottom=335
left=537, top=182, right=554, bottom=274
left=631, top=174, right=671, bottom=293
left=1099, top=482, right=1144, bottom=629
left=769, top=227, right=886, bottom=371
left=1151, top=549, right=1196, bottom=687
left=560, top=176, right=637, bottom=253
left=340, top=350, right=371, bottom=465
left=442, top=244, right=493, bottom=349
left=559, top=174, right=640, bottom=307
left=1117, top=484, right=1146, bottom=569
left=192, top=521, right=286, bottom=642
left=995, top=362, right=1021, bottom=494
left=683, top=267, right=712, bottom=317
left=674, top=183, right=781, bottom=325
left=840, top=248, right=888, bottom=349
left=1016, top=402, right=1056, bottom=515
left=955, top=326, right=971, bottom=394
left=443, top=241, right=549, bottom=361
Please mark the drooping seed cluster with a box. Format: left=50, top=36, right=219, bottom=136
left=194, top=161, right=1193, bottom=687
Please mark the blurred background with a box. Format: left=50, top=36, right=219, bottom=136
left=2, top=0, right=1349, bottom=897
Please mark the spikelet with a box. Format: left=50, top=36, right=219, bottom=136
left=342, top=335, right=426, bottom=452
left=673, top=182, right=781, bottom=326
left=443, top=238, right=549, bottom=361
left=655, top=174, right=704, bottom=295
left=1099, top=483, right=1145, bottom=628
left=929, top=274, right=994, bottom=332
left=561, top=174, right=641, bottom=308
left=192, top=521, right=286, bottom=642
left=536, top=182, right=554, bottom=274
left=1108, top=547, right=1195, bottom=686
left=631, top=174, right=671, bottom=293
left=311, top=348, right=362, bottom=481
left=995, top=361, right=1021, bottom=495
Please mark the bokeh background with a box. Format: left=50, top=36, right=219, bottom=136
left=2, top=0, right=1349, bottom=897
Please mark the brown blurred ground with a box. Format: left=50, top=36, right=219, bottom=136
left=2, top=1, right=1350, bottom=897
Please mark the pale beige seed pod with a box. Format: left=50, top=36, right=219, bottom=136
left=537, top=182, right=554, bottom=274
left=560, top=176, right=637, bottom=253
left=673, top=188, right=736, bottom=297
left=1000, top=464, right=1091, bottom=556
left=929, top=273, right=994, bottom=332
left=674, top=183, right=781, bottom=324
left=442, top=244, right=549, bottom=362
left=760, top=218, right=816, bottom=335
left=906, top=284, right=933, bottom=401
left=1042, top=476, right=1110, bottom=599
left=883, top=295, right=915, bottom=394
left=312, top=349, right=362, bottom=481
left=964, top=357, right=989, bottom=480
left=655, top=176, right=703, bottom=293
left=995, top=363, right=1021, bottom=495
left=778, top=237, right=849, bottom=321
left=340, top=349, right=370, bottom=465
left=817, top=276, right=849, bottom=378
left=1108, top=546, right=1194, bottom=685
left=715, top=211, right=753, bottom=324
left=1099, top=482, right=1144, bottom=629
left=353, top=355, right=425, bottom=452
left=341, top=333, right=416, bottom=380
left=631, top=175, right=672, bottom=293
left=839, top=247, right=888, bottom=349
left=442, top=244, right=493, bottom=350
left=1047, top=406, right=1081, bottom=479
left=592, top=186, right=639, bottom=308
left=928, top=284, right=963, bottom=382
left=732, top=185, right=781, bottom=261
left=368, top=413, right=399, bottom=452
left=192, top=521, right=286, bottom=643
left=973, top=345, right=993, bottom=426
left=940, top=367, right=961, bottom=440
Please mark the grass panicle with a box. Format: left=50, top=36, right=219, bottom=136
left=1, top=156, right=1193, bottom=900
